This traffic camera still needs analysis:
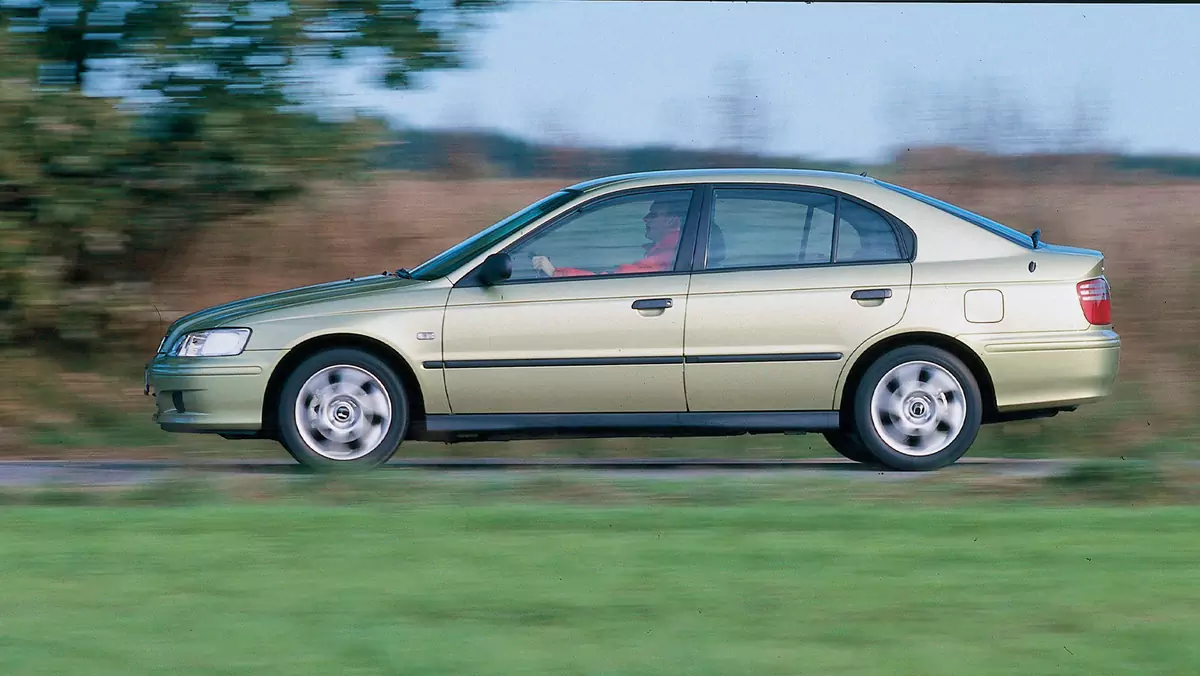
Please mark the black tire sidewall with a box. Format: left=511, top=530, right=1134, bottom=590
left=822, top=430, right=880, bottom=464
left=853, top=345, right=982, bottom=471
left=277, top=348, right=409, bottom=470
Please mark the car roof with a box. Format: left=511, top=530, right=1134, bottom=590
left=565, top=168, right=877, bottom=193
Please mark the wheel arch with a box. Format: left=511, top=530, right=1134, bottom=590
left=259, top=333, right=427, bottom=440
left=835, top=331, right=998, bottom=426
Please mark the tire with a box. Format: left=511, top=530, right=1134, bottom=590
left=822, top=430, right=880, bottom=464
left=277, top=348, right=409, bottom=471
left=851, top=345, right=982, bottom=471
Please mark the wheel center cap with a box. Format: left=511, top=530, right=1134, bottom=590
left=905, top=394, right=934, bottom=423
left=328, top=399, right=357, bottom=426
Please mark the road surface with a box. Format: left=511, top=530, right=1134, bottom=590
left=0, top=457, right=1084, bottom=487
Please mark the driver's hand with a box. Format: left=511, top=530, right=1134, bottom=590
left=531, top=255, right=556, bottom=276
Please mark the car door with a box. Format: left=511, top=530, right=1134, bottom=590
left=683, top=185, right=913, bottom=412
left=440, top=187, right=701, bottom=414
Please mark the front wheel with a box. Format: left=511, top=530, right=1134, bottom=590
left=277, top=348, right=409, bottom=471
left=851, top=345, right=982, bottom=471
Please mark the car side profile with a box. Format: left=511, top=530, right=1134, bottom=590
left=145, top=169, right=1120, bottom=470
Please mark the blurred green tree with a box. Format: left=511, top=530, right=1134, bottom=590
left=0, top=0, right=501, bottom=348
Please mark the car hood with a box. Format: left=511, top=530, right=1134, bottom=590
left=161, top=274, right=423, bottom=350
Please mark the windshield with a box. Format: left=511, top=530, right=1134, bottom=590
left=873, top=179, right=1034, bottom=248
left=409, top=189, right=580, bottom=280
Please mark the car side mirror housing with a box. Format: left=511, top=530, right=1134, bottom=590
left=477, top=253, right=512, bottom=286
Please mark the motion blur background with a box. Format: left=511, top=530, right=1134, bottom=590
left=4, top=5, right=1200, bottom=674
left=1, top=1, right=1196, bottom=460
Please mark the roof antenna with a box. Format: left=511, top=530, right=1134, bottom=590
left=859, top=171, right=868, bottom=176
left=1031, top=228, right=1041, bottom=248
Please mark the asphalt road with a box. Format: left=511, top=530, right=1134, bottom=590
left=0, top=457, right=1083, bottom=487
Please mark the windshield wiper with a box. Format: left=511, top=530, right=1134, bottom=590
left=391, top=268, right=412, bottom=279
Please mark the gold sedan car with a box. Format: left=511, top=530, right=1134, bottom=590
left=145, top=169, right=1119, bottom=470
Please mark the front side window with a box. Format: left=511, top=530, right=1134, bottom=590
left=505, top=189, right=693, bottom=281
left=410, top=189, right=579, bottom=280
left=705, top=188, right=837, bottom=270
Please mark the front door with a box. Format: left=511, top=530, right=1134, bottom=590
left=683, top=185, right=913, bottom=412
left=441, top=187, right=699, bottom=414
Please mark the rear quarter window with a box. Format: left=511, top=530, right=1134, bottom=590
left=836, top=200, right=903, bottom=263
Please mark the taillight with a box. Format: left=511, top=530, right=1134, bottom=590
left=1077, top=277, right=1111, bottom=325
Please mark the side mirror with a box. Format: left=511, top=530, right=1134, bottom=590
left=477, top=253, right=512, bottom=286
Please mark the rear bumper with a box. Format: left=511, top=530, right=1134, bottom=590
left=960, top=329, right=1120, bottom=412
left=145, top=350, right=284, bottom=433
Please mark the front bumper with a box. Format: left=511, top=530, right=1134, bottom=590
left=145, top=350, right=285, bottom=433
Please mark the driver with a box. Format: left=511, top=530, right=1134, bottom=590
left=531, top=195, right=687, bottom=277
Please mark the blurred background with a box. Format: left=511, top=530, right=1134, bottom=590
left=1, top=0, right=1196, bottom=461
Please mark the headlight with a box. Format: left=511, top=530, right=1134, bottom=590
left=169, top=328, right=252, bottom=357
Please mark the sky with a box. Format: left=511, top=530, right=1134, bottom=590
left=332, top=1, right=1200, bottom=162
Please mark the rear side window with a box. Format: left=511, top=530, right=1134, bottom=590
left=836, top=200, right=902, bottom=263
left=706, top=189, right=837, bottom=269
left=703, top=187, right=908, bottom=270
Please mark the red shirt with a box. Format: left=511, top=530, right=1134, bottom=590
left=552, top=229, right=681, bottom=277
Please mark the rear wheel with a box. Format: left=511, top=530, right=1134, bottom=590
left=852, top=345, right=982, bottom=471
left=277, top=348, right=409, bottom=471
left=822, top=430, right=879, bottom=464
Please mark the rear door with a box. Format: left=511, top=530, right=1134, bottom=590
left=682, top=185, right=913, bottom=412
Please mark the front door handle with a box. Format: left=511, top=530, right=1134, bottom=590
left=851, top=288, right=892, bottom=301
left=632, top=298, right=673, bottom=311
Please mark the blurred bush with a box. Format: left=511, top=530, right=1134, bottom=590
left=0, top=0, right=501, bottom=351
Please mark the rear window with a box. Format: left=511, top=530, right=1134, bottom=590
left=874, top=180, right=1034, bottom=248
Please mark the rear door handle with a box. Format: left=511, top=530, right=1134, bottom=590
left=851, top=288, right=892, bottom=301
left=632, top=298, right=673, bottom=311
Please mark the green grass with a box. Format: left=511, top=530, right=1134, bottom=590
left=1, top=501, right=1198, bottom=674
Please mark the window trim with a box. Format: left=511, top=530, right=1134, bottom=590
left=456, top=185, right=705, bottom=288
left=691, top=183, right=917, bottom=274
